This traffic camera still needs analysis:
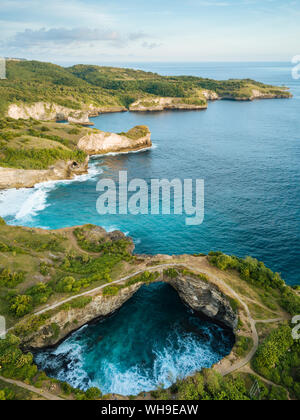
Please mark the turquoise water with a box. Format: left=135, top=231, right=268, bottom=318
left=34, top=282, right=234, bottom=395
left=0, top=62, right=299, bottom=284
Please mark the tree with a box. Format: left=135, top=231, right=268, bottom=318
left=85, top=387, right=102, bottom=400
left=10, top=295, right=33, bottom=317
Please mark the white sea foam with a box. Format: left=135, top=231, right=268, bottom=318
left=91, top=144, right=156, bottom=159
left=0, top=161, right=103, bottom=224
left=38, top=327, right=225, bottom=396
left=95, top=331, right=221, bottom=395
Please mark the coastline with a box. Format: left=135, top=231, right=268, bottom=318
left=0, top=129, right=152, bottom=190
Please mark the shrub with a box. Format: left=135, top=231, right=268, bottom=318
left=9, top=294, right=33, bottom=317
left=0, top=334, right=37, bottom=381
left=0, top=268, right=25, bottom=288
left=85, top=387, right=102, bottom=400
left=102, top=285, right=121, bottom=296
left=253, top=324, right=293, bottom=373
left=55, top=276, right=76, bottom=293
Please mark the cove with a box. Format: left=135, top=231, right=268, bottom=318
left=33, top=282, right=234, bottom=396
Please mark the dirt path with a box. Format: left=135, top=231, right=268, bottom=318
left=0, top=375, right=64, bottom=401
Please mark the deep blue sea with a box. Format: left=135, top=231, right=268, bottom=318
left=1, top=62, right=299, bottom=285
left=34, top=282, right=234, bottom=395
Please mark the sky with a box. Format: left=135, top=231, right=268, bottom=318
left=0, top=0, right=299, bottom=63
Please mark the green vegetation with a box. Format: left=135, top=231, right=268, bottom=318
left=0, top=269, right=25, bottom=288
left=0, top=60, right=290, bottom=172
left=0, top=117, right=89, bottom=170
left=102, top=271, right=160, bottom=296
left=0, top=60, right=290, bottom=117
left=208, top=252, right=300, bottom=315
left=1, top=146, right=86, bottom=170
left=151, top=368, right=289, bottom=401
left=63, top=296, right=93, bottom=309
left=0, top=223, right=135, bottom=328
left=252, top=324, right=300, bottom=399
left=0, top=379, right=43, bottom=400
left=0, top=334, right=102, bottom=400
left=0, top=334, right=37, bottom=381
left=118, top=125, right=149, bottom=140
left=234, top=336, right=254, bottom=357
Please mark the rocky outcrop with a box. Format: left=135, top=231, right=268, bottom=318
left=249, top=89, right=291, bottom=100
left=202, top=90, right=219, bottom=101
left=129, top=97, right=207, bottom=112
left=164, top=273, right=238, bottom=330
left=220, top=89, right=292, bottom=101
left=22, top=283, right=142, bottom=349
left=0, top=157, right=89, bottom=189
left=77, top=125, right=152, bottom=155
left=7, top=103, right=127, bottom=125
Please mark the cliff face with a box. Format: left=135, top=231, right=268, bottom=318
left=129, top=97, right=207, bottom=112
left=7, top=103, right=127, bottom=125
left=0, top=157, right=89, bottom=189
left=23, top=283, right=142, bottom=349
left=77, top=126, right=152, bottom=155
left=164, top=274, right=237, bottom=330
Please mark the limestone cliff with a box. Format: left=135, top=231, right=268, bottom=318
left=77, top=125, right=152, bottom=155
left=7, top=103, right=127, bottom=125
left=164, top=273, right=237, bottom=330
left=129, top=97, right=207, bottom=112
left=22, top=283, right=142, bottom=349
left=0, top=157, right=89, bottom=189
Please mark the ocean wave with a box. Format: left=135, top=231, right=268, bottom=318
left=0, top=161, right=103, bottom=224
left=36, top=326, right=227, bottom=396
left=91, top=145, right=155, bottom=159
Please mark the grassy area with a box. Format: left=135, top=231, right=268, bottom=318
left=0, top=117, right=90, bottom=169
left=0, top=60, right=291, bottom=116
left=208, top=252, right=300, bottom=317
left=0, top=223, right=134, bottom=328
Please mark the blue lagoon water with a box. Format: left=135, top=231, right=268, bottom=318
left=34, top=282, right=234, bottom=395
left=1, top=62, right=299, bottom=285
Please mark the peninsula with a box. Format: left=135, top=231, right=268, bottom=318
left=0, top=118, right=151, bottom=189
left=0, top=60, right=292, bottom=124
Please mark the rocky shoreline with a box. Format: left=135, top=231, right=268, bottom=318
left=8, top=103, right=127, bottom=126
left=0, top=158, right=90, bottom=189
left=77, top=126, right=152, bottom=155
left=0, top=125, right=152, bottom=189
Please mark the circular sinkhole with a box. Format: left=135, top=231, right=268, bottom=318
left=33, top=282, right=234, bottom=396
